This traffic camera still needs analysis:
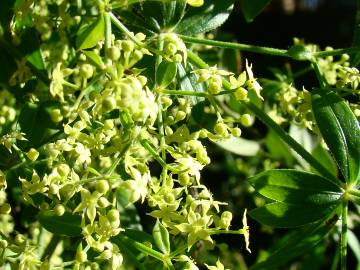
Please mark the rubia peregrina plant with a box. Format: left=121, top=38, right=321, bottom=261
left=0, top=0, right=359, bottom=269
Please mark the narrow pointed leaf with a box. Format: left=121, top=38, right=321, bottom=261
left=312, top=89, right=360, bottom=185
left=249, top=169, right=343, bottom=205
left=175, top=0, right=234, bottom=35
left=153, top=220, right=171, bottom=254
left=251, top=214, right=338, bottom=269
left=76, top=15, right=105, bottom=50
left=38, top=211, right=82, bottom=236
left=249, top=201, right=340, bottom=228
left=156, top=60, right=177, bottom=88
left=241, top=0, right=272, bottom=23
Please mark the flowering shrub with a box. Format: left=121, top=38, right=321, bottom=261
left=0, top=0, right=359, bottom=269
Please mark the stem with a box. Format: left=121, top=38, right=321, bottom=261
left=41, top=235, right=60, bottom=261
left=179, top=35, right=289, bottom=57
left=314, top=47, right=360, bottom=58
left=180, top=35, right=360, bottom=60
left=155, top=40, right=167, bottom=161
left=115, top=240, right=148, bottom=270
left=106, top=140, right=132, bottom=176
left=340, top=200, right=348, bottom=270
left=117, top=235, right=165, bottom=261
left=104, top=11, right=112, bottom=65
left=140, top=139, right=167, bottom=168
left=109, top=12, right=143, bottom=47
left=311, top=60, right=327, bottom=88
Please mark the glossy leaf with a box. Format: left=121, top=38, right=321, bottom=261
left=76, top=15, right=105, bottom=50
left=177, top=63, right=205, bottom=105
left=289, top=124, right=315, bottom=169
left=251, top=214, right=338, bottom=269
left=38, top=211, right=82, bottom=236
left=312, top=89, right=360, bottom=185
left=215, top=137, right=260, bottom=156
left=82, top=50, right=105, bottom=69
left=175, top=0, right=234, bottom=35
left=153, top=220, right=171, bottom=254
left=249, top=169, right=343, bottom=205
left=249, top=201, right=340, bottom=228
left=156, top=60, right=177, bottom=88
left=162, top=0, right=186, bottom=29
left=265, top=130, right=294, bottom=166
left=312, top=143, right=338, bottom=177
left=241, top=0, right=272, bottom=23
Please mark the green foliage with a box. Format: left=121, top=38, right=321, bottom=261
left=0, top=0, right=359, bottom=270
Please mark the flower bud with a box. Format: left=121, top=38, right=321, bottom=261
left=122, top=40, right=134, bottom=52
left=80, top=64, right=94, bottom=79
left=0, top=203, right=11, bottom=214
left=95, top=180, right=110, bottom=194
left=107, top=46, right=121, bottom=61
left=214, top=122, right=227, bottom=135
left=208, top=81, right=221, bottom=95
left=26, top=148, right=39, bottom=161
left=49, top=109, right=63, bottom=122
left=234, top=87, right=248, bottom=101
left=54, top=204, right=65, bottom=216
left=107, top=209, right=120, bottom=223
left=15, top=234, right=26, bottom=245
left=240, top=114, right=253, bottom=127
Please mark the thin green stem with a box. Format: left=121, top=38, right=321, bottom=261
left=159, top=89, right=235, bottom=97
left=341, top=200, right=348, bottom=270
left=314, top=47, right=360, bottom=58
left=155, top=40, right=167, bottom=162
left=41, top=235, right=61, bottom=261
left=104, top=11, right=112, bottom=65
left=118, top=236, right=165, bottom=261
left=106, top=140, right=132, bottom=176
left=181, top=35, right=360, bottom=60
left=179, top=35, right=289, bottom=57
left=109, top=12, right=143, bottom=47
left=112, top=237, right=148, bottom=270
left=140, top=139, right=167, bottom=168
left=311, top=60, right=327, bottom=88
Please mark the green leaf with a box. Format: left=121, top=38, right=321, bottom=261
left=265, top=130, right=294, bottom=166
left=38, top=211, right=82, bottom=236
left=249, top=201, right=340, bottom=228
left=152, top=220, right=171, bottom=254
left=312, top=89, right=360, bottom=185
left=177, top=63, right=205, bottom=105
left=76, top=15, right=105, bottom=50
left=249, top=169, right=343, bottom=205
left=82, top=50, right=105, bottom=69
left=162, top=0, right=186, bottom=29
left=289, top=124, right=315, bottom=169
left=156, top=60, right=177, bottom=88
left=241, top=0, right=272, bottom=23
left=251, top=214, right=338, bottom=269
left=311, top=143, right=338, bottom=177
left=215, top=137, right=260, bottom=156
left=175, top=0, right=234, bottom=35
